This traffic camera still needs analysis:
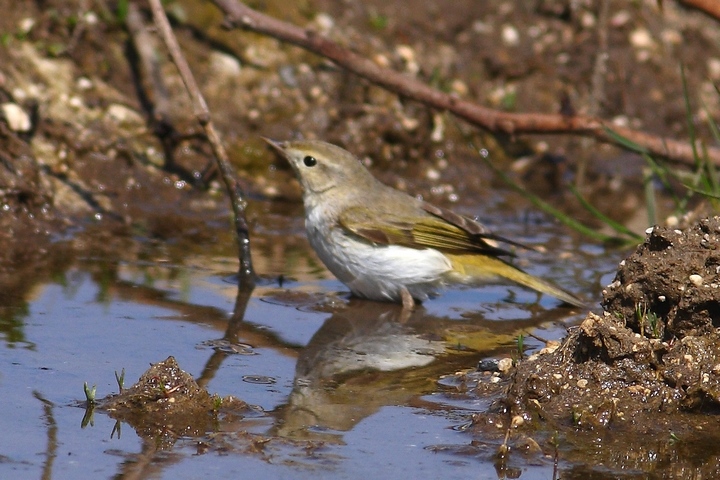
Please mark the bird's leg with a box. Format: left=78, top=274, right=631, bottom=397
left=400, top=286, right=415, bottom=310
left=399, top=286, right=415, bottom=324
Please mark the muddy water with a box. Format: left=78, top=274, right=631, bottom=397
left=0, top=197, right=617, bottom=479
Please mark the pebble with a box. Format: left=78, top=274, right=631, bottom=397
left=661, top=29, right=682, bottom=46
left=580, top=11, right=596, bottom=28
left=76, top=77, right=93, bottom=90
left=511, top=415, right=524, bottom=428
left=501, top=25, right=520, bottom=46
left=209, top=52, right=242, bottom=78
left=396, top=45, right=419, bottom=74
left=610, top=10, right=631, bottom=27
left=106, top=104, right=143, bottom=125
left=426, top=168, right=440, bottom=181
left=689, top=274, right=703, bottom=287
left=19, top=17, right=35, bottom=34
left=1, top=103, right=31, bottom=132
left=314, top=13, right=334, bottom=34
left=497, top=358, right=513, bottom=372
left=477, top=358, right=499, bottom=372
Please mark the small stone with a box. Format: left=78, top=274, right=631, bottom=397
left=313, top=13, right=334, bottom=34
left=630, top=28, right=655, bottom=49
left=76, top=77, right=93, bottom=90
left=497, top=358, right=513, bottom=372
left=501, top=25, right=520, bottom=46
left=708, top=58, right=720, bottom=81
left=539, top=341, right=560, bottom=355
left=660, top=29, right=682, bottom=46
left=396, top=45, right=419, bottom=74
left=450, top=79, right=468, bottom=96
left=610, top=10, right=631, bottom=27
left=106, top=104, right=144, bottom=125
left=477, top=358, right=499, bottom=372
left=580, top=11, right=596, bottom=28
left=400, top=116, right=419, bottom=131
left=426, top=168, right=440, bottom=181
left=1, top=103, right=31, bottom=132
left=577, top=379, right=588, bottom=388
left=209, top=51, right=241, bottom=77
left=68, top=96, right=84, bottom=108
left=19, top=17, right=35, bottom=34
left=689, top=274, right=703, bottom=286
left=511, top=415, right=524, bottom=428
left=81, top=10, right=98, bottom=24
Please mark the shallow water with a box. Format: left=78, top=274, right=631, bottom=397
left=0, top=200, right=615, bottom=479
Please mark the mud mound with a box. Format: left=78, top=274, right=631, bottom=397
left=476, top=217, right=720, bottom=460
left=97, top=357, right=250, bottom=446
left=603, top=217, right=720, bottom=339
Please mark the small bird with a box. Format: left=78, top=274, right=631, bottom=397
left=265, top=138, right=585, bottom=310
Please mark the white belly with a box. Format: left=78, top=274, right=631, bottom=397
left=306, top=220, right=453, bottom=303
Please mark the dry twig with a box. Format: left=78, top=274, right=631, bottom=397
left=148, top=0, right=255, bottom=284
left=676, top=0, right=720, bottom=21
left=212, top=0, right=720, bottom=167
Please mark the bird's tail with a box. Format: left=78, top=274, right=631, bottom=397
left=446, top=253, right=587, bottom=308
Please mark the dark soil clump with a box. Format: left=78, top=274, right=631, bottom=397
left=473, top=217, right=720, bottom=472
left=603, top=217, right=720, bottom=339
left=97, top=357, right=250, bottom=447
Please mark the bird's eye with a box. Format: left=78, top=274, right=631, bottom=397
left=303, top=156, right=317, bottom=167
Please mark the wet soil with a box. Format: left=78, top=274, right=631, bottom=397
left=96, top=356, right=252, bottom=449
left=2, top=0, right=720, bottom=478
left=467, top=216, right=720, bottom=476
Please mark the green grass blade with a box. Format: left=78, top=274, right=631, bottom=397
left=474, top=149, right=626, bottom=243
left=568, top=184, right=643, bottom=240
left=602, top=126, right=650, bottom=154
left=680, top=65, right=701, bottom=167
left=677, top=181, right=720, bottom=199
left=643, top=168, right=658, bottom=227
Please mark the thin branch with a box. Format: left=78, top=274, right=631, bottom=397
left=148, top=0, right=255, bottom=285
left=126, top=4, right=173, bottom=127
left=211, top=0, right=720, bottom=167
left=675, top=0, right=720, bottom=21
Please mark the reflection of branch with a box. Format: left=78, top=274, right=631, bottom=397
left=197, top=285, right=255, bottom=388
left=33, top=391, right=58, bottom=480
left=148, top=0, right=255, bottom=284
left=212, top=0, right=720, bottom=167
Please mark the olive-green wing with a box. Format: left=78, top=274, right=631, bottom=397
left=337, top=204, right=516, bottom=256
left=421, top=202, right=532, bottom=252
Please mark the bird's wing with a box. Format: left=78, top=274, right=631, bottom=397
left=338, top=204, right=519, bottom=256
left=421, top=202, right=532, bottom=252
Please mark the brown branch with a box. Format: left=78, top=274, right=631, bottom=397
left=212, top=0, right=720, bottom=167
left=148, top=0, right=255, bottom=285
left=126, top=4, right=173, bottom=126
left=676, top=0, right=720, bottom=21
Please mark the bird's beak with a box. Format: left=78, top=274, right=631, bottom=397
left=261, top=137, right=286, bottom=154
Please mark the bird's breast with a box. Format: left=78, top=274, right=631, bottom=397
left=304, top=210, right=453, bottom=302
